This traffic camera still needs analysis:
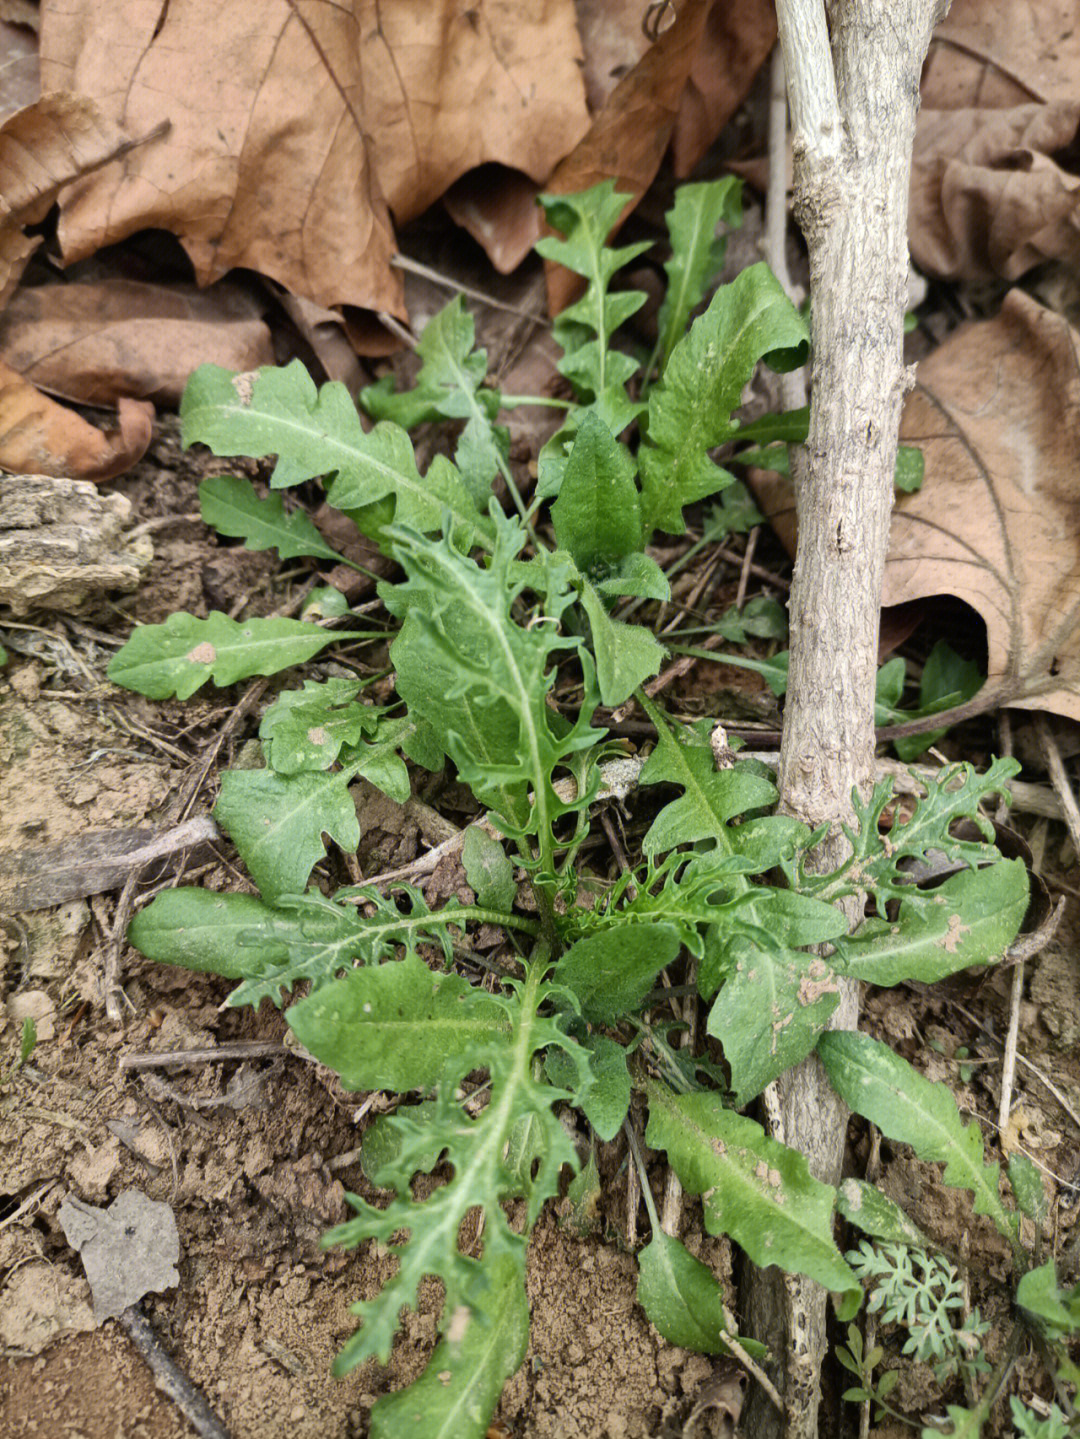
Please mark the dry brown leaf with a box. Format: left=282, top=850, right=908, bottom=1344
left=670, top=0, right=777, bottom=178
left=758, top=292, right=1080, bottom=723
left=0, top=358, right=152, bottom=480
left=0, top=279, right=274, bottom=405
left=884, top=291, right=1080, bottom=720
left=275, top=290, right=365, bottom=393
left=39, top=0, right=590, bottom=319
left=357, top=1, right=589, bottom=224
left=443, top=166, right=544, bottom=276
left=911, top=102, right=1080, bottom=281
left=573, top=0, right=651, bottom=114
left=41, top=0, right=400, bottom=317
left=0, top=18, right=39, bottom=123
left=911, top=0, right=1080, bottom=283
left=923, top=0, right=1080, bottom=109
left=0, top=0, right=39, bottom=27
left=0, top=92, right=142, bottom=308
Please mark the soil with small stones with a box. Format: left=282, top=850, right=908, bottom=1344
left=2, top=417, right=1080, bottom=1439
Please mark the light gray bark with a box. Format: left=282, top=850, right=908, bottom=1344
left=742, top=3, right=949, bottom=1435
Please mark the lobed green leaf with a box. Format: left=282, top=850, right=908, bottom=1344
left=836, top=1179, right=934, bottom=1250
left=368, top=1249, right=529, bottom=1439
left=213, top=766, right=359, bottom=902
left=550, top=412, right=642, bottom=579
left=361, top=296, right=507, bottom=504
left=639, top=263, right=809, bottom=537
left=638, top=699, right=777, bottom=855
left=706, top=941, right=842, bottom=1105
left=198, top=475, right=345, bottom=563
left=831, top=861, right=1028, bottom=987
left=461, top=827, right=516, bottom=914
left=655, top=177, right=742, bottom=375
left=288, top=951, right=510, bottom=1092
left=181, top=360, right=493, bottom=549
left=553, top=923, right=682, bottom=1025
left=637, top=1230, right=740, bottom=1356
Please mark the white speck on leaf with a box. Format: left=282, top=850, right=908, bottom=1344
left=232, top=371, right=257, bottom=405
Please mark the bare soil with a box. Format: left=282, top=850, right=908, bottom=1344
left=2, top=418, right=1079, bottom=1438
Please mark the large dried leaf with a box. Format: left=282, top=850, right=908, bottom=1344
left=883, top=291, right=1080, bottom=720
left=358, top=1, right=589, bottom=224
left=39, top=0, right=589, bottom=317
left=0, top=357, right=152, bottom=479
left=911, top=101, right=1080, bottom=282
left=669, top=0, right=777, bottom=178
left=911, top=0, right=1080, bottom=282
left=0, top=18, right=39, bottom=123
left=41, top=0, right=399, bottom=315
left=0, top=91, right=140, bottom=307
left=0, top=279, right=274, bottom=405
left=753, top=291, right=1080, bottom=721
left=922, top=0, right=1080, bottom=109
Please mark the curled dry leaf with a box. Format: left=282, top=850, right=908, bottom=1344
left=0, top=90, right=141, bottom=307
left=0, top=358, right=152, bottom=479
left=443, top=166, right=546, bottom=276
left=912, top=0, right=1080, bottom=282
left=669, top=0, right=777, bottom=178
left=0, top=279, right=274, bottom=405
left=752, top=291, right=1080, bottom=722
left=885, top=290, right=1080, bottom=721
left=911, top=101, right=1080, bottom=282
left=39, top=0, right=590, bottom=318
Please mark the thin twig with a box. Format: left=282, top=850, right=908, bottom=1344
left=626, top=1132, right=641, bottom=1248
left=0, top=1179, right=59, bottom=1234
left=119, top=1304, right=232, bottom=1439
left=719, top=1303, right=786, bottom=1417
left=376, top=310, right=419, bottom=350
left=734, top=527, right=760, bottom=612
left=948, top=999, right=1080, bottom=1140
left=391, top=253, right=548, bottom=323
left=714, top=544, right=791, bottom=592
left=994, top=710, right=1014, bottom=826
left=119, top=1041, right=292, bottom=1071
left=999, top=958, right=1024, bottom=1136
left=1036, top=714, right=1080, bottom=861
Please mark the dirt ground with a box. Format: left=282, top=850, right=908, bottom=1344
left=2, top=416, right=1080, bottom=1438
